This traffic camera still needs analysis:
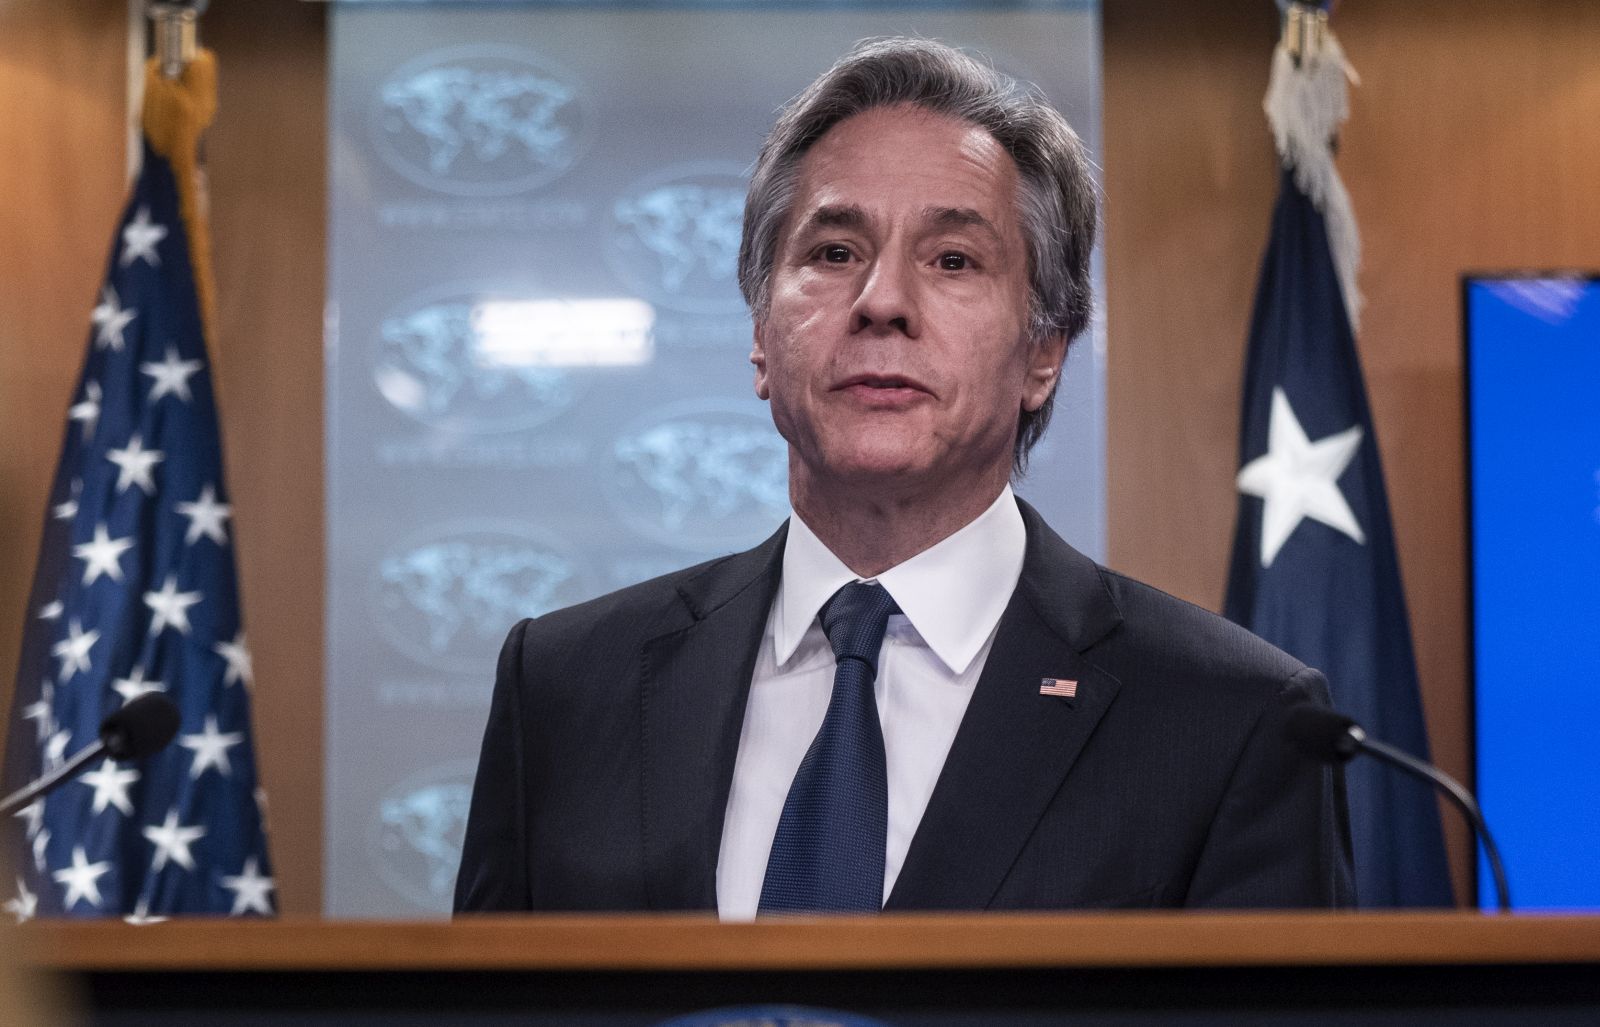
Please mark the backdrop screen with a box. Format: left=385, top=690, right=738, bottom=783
left=1466, top=276, right=1600, bottom=910
left=326, top=0, right=1103, bottom=918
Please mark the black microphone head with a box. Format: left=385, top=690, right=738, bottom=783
left=1284, top=706, right=1363, bottom=764
left=100, top=694, right=181, bottom=760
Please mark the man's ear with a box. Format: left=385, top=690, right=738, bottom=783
left=1021, top=332, right=1068, bottom=412
left=751, top=319, right=771, bottom=400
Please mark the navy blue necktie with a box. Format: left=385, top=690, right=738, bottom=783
left=758, top=582, right=899, bottom=913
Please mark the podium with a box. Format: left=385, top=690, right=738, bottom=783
left=22, top=912, right=1600, bottom=1024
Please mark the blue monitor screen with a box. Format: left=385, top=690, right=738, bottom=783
left=1466, top=276, right=1600, bottom=910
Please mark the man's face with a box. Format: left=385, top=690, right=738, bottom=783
left=752, top=104, right=1063, bottom=498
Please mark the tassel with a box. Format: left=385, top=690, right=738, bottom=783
left=1264, top=14, right=1363, bottom=330
left=140, top=50, right=219, bottom=352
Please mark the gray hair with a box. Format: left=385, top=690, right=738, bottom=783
left=737, top=37, right=1098, bottom=473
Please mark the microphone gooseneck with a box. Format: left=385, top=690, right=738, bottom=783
left=1285, top=705, right=1512, bottom=913
left=0, top=694, right=182, bottom=817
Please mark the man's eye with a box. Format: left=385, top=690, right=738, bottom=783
left=819, top=245, right=852, bottom=263
left=937, top=252, right=969, bottom=271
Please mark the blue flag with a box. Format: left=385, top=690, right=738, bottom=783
left=1223, top=163, right=1452, bottom=907
left=2, top=126, right=274, bottom=921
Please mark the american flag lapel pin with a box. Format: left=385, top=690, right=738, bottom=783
left=1039, top=677, right=1079, bottom=700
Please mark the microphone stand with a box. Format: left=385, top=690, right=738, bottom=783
left=0, top=741, right=109, bottom=817
left=1349, top=725, right=1513, bottom=913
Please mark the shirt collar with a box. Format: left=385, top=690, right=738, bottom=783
left=773, top=485, right=1027, bottom=675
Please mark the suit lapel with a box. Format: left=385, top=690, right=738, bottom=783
left=639, top=525, right=785, bottom=910
left=886, top=502, right=1124, bottom=910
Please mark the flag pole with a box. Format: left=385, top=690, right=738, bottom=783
left=148, top=1, right=201, bottom=81
left=141, top=1, right=218, bottom=357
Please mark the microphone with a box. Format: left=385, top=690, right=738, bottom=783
left=0, top=693, right=180, bottom=817
left=1285, top=705, right=1512, bottom=912
left=101, top=692, right=182, bottom=760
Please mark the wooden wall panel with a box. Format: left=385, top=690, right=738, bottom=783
left=202, top=0, right=328, bottom=915
left=1104, top=0, right=1600, bottom=906
left=0, top=1, right=128, bottom=765
left=1102, top=0, right=1279, bottom=614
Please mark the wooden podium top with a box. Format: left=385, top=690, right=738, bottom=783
left=20, top=912, right=1600, bottom=973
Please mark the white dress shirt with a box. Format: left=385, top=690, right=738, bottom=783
left=715, top=486, right=1028, bottom=920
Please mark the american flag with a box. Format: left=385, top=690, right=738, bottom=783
left=1, top=130, right=274, bottom=921
left=1039, top=678, right=1078, bottom=699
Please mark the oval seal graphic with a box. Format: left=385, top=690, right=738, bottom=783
left=602, top=400, right=790, bottom=553
left=372, top=286, right=582, bottom=435
left=606, top=161, right=750, bottom=314
left=372, top=520, right=590, bottom=673
left=370, top=44, right=589, bottom=197
left=368, top=760, right=477, bottom=915
left=655, top=1007, right=892, bottom=1027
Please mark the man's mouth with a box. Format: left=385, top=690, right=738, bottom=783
left=836, top=373, right=932, bottom=395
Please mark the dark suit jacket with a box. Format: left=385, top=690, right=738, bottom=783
left=454, top=501, right=1355, bottom=912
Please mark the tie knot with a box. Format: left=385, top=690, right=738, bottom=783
left=819, top=582, right=900, bottom=669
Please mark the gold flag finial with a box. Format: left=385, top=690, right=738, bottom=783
left=147, top=1, right=207, bottom=80
left=1281, top=2, right=1332, bottom=67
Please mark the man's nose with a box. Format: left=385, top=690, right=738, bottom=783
left=849, top=254, right=919, bottom=337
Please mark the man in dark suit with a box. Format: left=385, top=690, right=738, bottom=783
left=455, top=38, right=1354, bottom=916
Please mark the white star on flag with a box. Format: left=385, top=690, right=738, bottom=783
left=107, top=434, right=165, bottom=495
left=144, top=574, right=203, bottom=636
left=53, top=845, right=113, bottom=909
left=143, top=807, right=206, bottom=872
left=52, top=479, right=82, bottom=522
left=91, top=285, right=136, bottom=351
left=14, top=799, right=44, bottom=840
left=4, top=877, right=38, bottom=924
left=1236, top=387, right=1367, bottom=568
left=51, top=618, right=100, bottom=680
left=179, top=715, right=244, bottom=779
left=44, top=729, right=72, bottom=771
left=119, top=205, right=167, bottom=267
left=69, top=380, right=102, bottom=441
left=38, top=600, right=64, bottom=622
left=220, top=857, right=275, bottom=916
left=175, top=484, right=231, bottom=545
left=112, top=665, right=166, bottom=706
left=32, top=828, right=51, bottom=874
left=214, top=632, right=253, bottom=688
left=140, top=345, right=203, bottom=404
left=80, top=760, right=141, bottom=817
left=72, top=522, right=136, bottom=585
left=20, top=683, right=55, bottom=742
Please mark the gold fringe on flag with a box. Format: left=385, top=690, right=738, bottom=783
left=140, top=49, right=218, bottom=351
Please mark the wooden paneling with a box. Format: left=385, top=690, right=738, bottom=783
left=201, top=0, right=328, bottom=916
left=0, top=1, right=128, bottom=755
left=1102, top=0, right=1279, bottom=608
left=1104, top=0, right=1600, bottom=906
